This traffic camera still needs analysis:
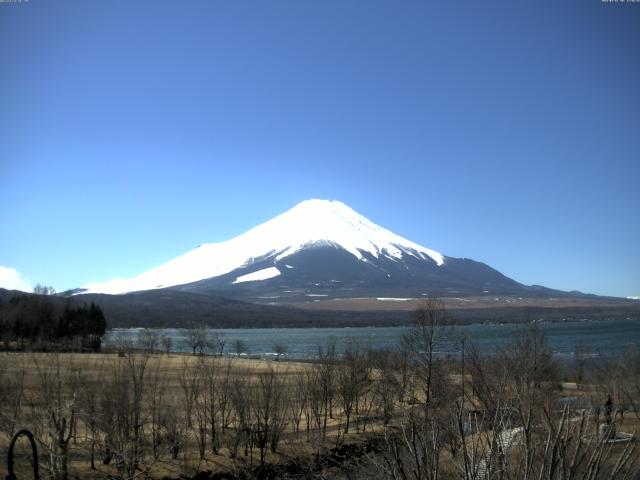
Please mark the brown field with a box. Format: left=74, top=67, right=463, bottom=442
left=2, top=330, right=638, bottom=480
left=1, top=351, right=388, bottom=480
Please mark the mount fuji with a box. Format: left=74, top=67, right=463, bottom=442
left=79, top=199, right=563, bottom=303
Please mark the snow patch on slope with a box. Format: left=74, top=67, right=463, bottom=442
left=233, top=267, right=281, bottom=284
left=81, top=199, right=445, bottom=294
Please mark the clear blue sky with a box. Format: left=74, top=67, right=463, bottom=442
left=1, top=0, right=639, bottom=297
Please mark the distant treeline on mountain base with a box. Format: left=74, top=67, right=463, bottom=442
left=0, top=290, right=106, bottom=351
left=1, top=288, right=639, bottom=334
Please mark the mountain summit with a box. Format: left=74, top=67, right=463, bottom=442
left=81, top=199, right=549, bottom=301
left=82, top=200, right=443, bottom=294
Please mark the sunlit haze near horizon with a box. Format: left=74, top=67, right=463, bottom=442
left=1, top=1, right=639, bottom=297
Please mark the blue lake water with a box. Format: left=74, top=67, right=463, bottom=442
left=104, top=318, right=640, bottom=360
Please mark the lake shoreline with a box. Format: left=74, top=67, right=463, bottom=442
left=107, top=314, right=639, bottom=332
left=104, top=317, right=640, bottom=361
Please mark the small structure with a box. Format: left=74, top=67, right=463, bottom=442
left=598, top=395, right=634, bottom=444
left=598, top=422, right=634, bottom=443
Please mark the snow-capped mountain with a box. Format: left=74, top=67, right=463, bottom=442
left=80, top=199, right=539, bottom=301
left=82, top=199, right=444, bottom=294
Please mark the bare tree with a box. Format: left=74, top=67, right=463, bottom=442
left=201, top=357, right=220, bottom=454
left=138, top=328, right=159, bottom=353
left=217, top=358, right=235, bottom=434
left=372, top=349, right=399, bottom=426
left=184, top=323, right=209, bottom=356
left=618, top=345, right=640, bottom=420
left=101, top=348, right=154, bottom=479
left=231, top=339, right=248, bottom=357
left=273, top=342, right=286, bottom=360
left=78, top=357, right=106, bottom=470
left=317, top=339, right=337, bottom=429
left=211, top=331, right=226, bottom=356
left=178, top=357, right=200, bottom=430
left=289, top=372, right=308, bottom=435
left=33, top=283, right=56, bottom=296
left=253, top=364, right=288, bottom=464
left=337, top=339, right=370, bottom=433
left=503, top=325, right=558, bottom=476
left=162, top=335, right=173, bottom=355
left=145, top=356, right=169, bottom=460
left=573, top=341, right=590, bottom=389
left=376, top=297, right=455, bottom=480
left=31, top=354, right=81, bottom=480
left=401, top=297, right=451, bottom=409
left=0, top=354, right=26, bottom=442
left=229, top=371, right=251, bottom=459
left=305, top=367, right=326, bottom=441
left=193, top=359, right=209, bottom=460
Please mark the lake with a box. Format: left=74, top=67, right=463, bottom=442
left=104, top=317, right=640, bottom=360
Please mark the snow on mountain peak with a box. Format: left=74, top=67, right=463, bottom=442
left=81, top=199, right=444, bottom=295
left=264, top=199, right=444, bottom=264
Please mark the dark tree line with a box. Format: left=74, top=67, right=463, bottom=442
left=0, top=291, right=106, bottom=351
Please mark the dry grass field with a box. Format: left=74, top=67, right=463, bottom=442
left=1, top=318, right=639, bottom=480
left=1, top=351, right=392, bottom=479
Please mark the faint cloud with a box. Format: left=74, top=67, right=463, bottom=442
left=0, top=266, right=32, bottom=292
